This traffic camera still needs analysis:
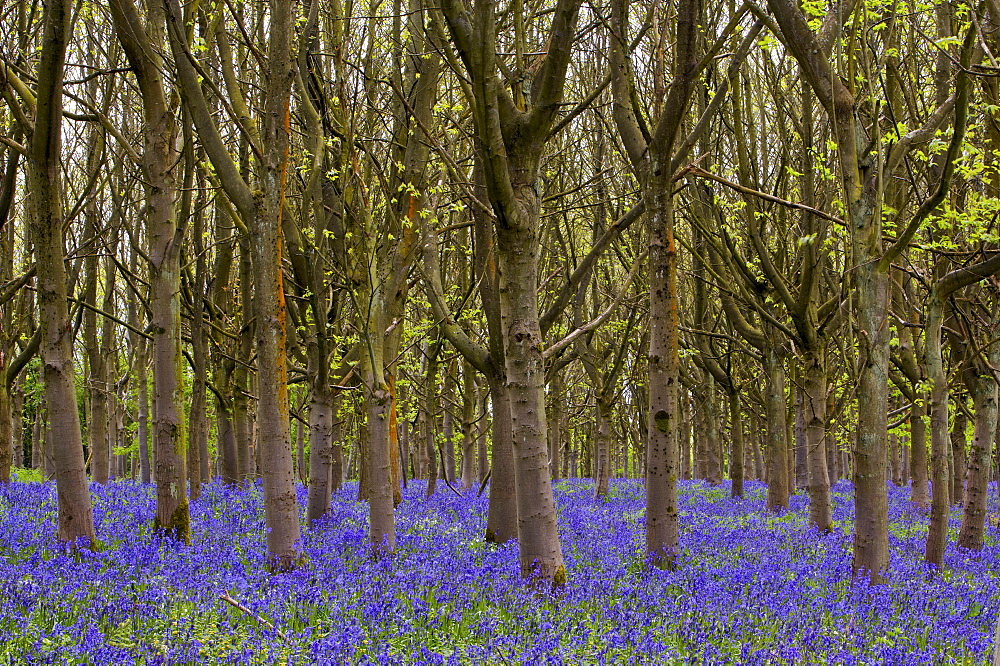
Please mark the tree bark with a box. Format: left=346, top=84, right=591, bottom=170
left=802, top=349, right=831, bottom=531
left=951, top=402, right=968, bottom=505
left=460, top=361, right=477, bottom=490
left=306, top=390, right=335, bottom=525
left=29, top=0, right=96, bottom=544
left=594, top=398, right=612, bottom=499
left=911, top=399, right=930, bottom=507
left=764, top=347, right=790, bottom=511
left=728, top=390, right=744, bottom=497
left=957, top=344, right=1000, bottom=550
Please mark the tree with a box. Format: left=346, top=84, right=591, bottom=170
left=25, top=0, right=96, bottom=545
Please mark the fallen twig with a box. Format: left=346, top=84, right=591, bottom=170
left=220, top=593, right=288, bottom=641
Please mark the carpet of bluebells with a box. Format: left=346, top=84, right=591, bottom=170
left=1, top=476, right=998, bottom=665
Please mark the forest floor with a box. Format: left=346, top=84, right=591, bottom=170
left=0, top=476, right=996, bottom=664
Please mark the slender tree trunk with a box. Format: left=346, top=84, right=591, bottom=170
left=109, top=0, right=188, bottom=535
left=485, top=369, right=517, bottom=543
left=752, top=412, right=765, bottom=482
left=803, top=348, right=831, bottom=531
left=704, top=376, right=722, bottom=484
left=296, top=417, right=306, bottom=485
left=889, top=432, right=902, bottom=486
left=764, top=348, right=790, bottom=511
left=330, top=406, right=344, bottom=494
left=477, top=390, right=489, bottom=484
left=358, top=416, right=370, bottom=502
left=729, top=390, right=744, bottom=497
left=595, top=398, right=612, bottom=499
left=693, top=395, right=706, bottom=480
left=548, top=372, right=563, bottom=481
left=233, top=390, right=252, bottom=483
left=217, top=401, right=238, bottom=485
left=189, top=263, right=208, bottom=496
left=825, top=390, right=838, bottom=486
left=424, top=344, right=440, bottom=498
left=29, top=0, right=96, bottom=544
left=11, top=375, right=23, bottom=470
left=0, top=382, right=11, bottom=482
left=82, top=215, right=109, bottom=484
left=460, top=362, right=477, bottom=490
left=425, top=386, right=439, bottom=499
left=306, top=390, right=334, bottom=525
left=680, top=393, right=692, bottom=481
left=911, top=398, right=929, bottom=507
left=414, top=410, right=427, bottom=479
left=32, top=400, right=42, bottom=471
left=150, top=224, right=187, bottom=537
left=137, top=340, right=151, bottom=484
left=442, top=361, right=456, bottom=484
left=794, top=385, right=808, bottom=490
left=926, top=294, right=951, bottom=569
left=957, top=342, right=1000, bottom=550
left=951, top=404, right=968, bottom=505
left=366, top=370, right=395, bottom=553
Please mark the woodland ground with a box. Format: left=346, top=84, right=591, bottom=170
left=0, top=475, right=997, bottom=664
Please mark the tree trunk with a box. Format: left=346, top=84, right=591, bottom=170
left=296, top=417, right=306, bottom=485
left=925, top=294, right=951, bottom=569
left=794, top=385, right=808, bottom=491
left=484, top=367, right=517, bottom=543
left=693, top=395, right=706, bottom=480
left=0, top=382, right=11, bottom=482
left=753, top=414, right=765, bottom=482
left=233, top=387, right=254, bottom=483
left=645, top=168, right=680, bottom=570
left=252, top=19, right=303, bottom=563
left=951, top=404, right=968, bottom=505
left=910, top=398, right=929, bottom=507
left=764, top=347, right=790, bottom=511
left=853, top=267, right=892, bottom=581
left=548, top=372, right=563, bottom=481
left=306, top=391, right=334, bottom=525
left=594, top=398, right=612, bottom=499
left=28, top=0, right=96, bottom=544
left=137, top=340, right=151, bottom=484
left=82, top=215, right=109, bottom=484
left=802, top=348, right=831, bottom=531
left=424, top=345, right=440, bottom=498
left=442, top=361, right=456, bottom=484
left=495, top=213, right=565, bottom=583
left=358, top=416, right=370, bottom=502
left=460, top=362, right=477, bottom=490
left=680, top=393, right=691, bottom=481
left=330, top=410, right=344, bottom=494
left=366, top=377, right=395, bottom=554
left=704, top=375, right=722, bottom=484
left=957, top=342, right=1000, bottom=550
left=729, top=390, right=744, bottom=498
left=477, top=390, right=489, bottom=484
left=11, top=375, right=23, bottom=470
left=189, top=264, right=208, bottom=496
left=425, top=387, right=439, bottom=498
left=217, top=400, right=238, bottom=485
